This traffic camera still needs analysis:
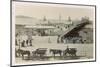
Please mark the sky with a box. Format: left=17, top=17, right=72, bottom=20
left=13, top=1, right=95, bottom=21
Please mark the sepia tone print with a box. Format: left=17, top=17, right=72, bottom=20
left=12, top=1, right=96, bottom=66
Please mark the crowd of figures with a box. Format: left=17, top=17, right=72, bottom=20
left=57, top=35, right=87, bottom=44
left=15, top=33, right=33, bottom=47
left=15, top=46, right=77, bottom=60
left=15, top=39, right=33, bottom=47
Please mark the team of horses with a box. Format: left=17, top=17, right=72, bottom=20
left=50, top=48, right=77, bottom=57
left=15, top=47, right=77, bottom=60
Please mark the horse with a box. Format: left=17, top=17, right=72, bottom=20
left=32, top=48, right=47, bottom=58
left=63, top=48, right=77, bottom=56
left=15, top=48, right=23, bottom=57
left=16, top=49, right=30, bottom=59
left=50, top=49, right=62, bottom=57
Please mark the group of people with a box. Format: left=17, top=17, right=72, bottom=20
left=57, top=35, right=85, bottom=44
left=15, top=39, right=33, bottom=47
left=15, top=33, right=33, bottom=47
left=57, top=35, right=65, bottom=43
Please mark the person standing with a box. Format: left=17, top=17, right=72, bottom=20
left=21, top=40, right=25, bottom=47
left=30, top=39, right=32, bottom=46
left=26, top=39, right=28, bottom=46
left=57, top=35, right=60, bottom=43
